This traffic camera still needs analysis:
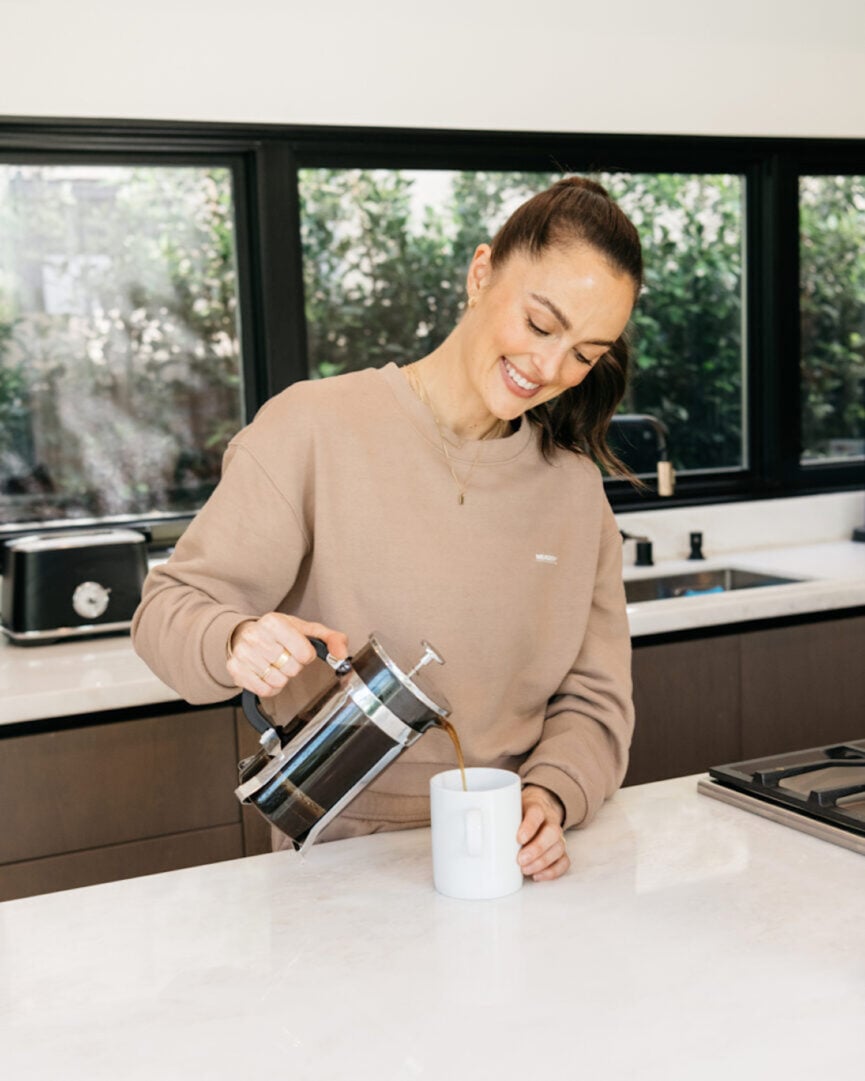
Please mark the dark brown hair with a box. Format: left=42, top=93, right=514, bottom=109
left=489, top=176, right=643, bottom=475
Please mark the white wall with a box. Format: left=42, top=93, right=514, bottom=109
left=2, top=0, right=865, bottom=137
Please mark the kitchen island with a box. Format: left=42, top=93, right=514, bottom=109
left=0, top=774, right=860, bottom=1080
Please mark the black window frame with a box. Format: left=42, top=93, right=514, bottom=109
left=0, top=115, right=863, bottom=548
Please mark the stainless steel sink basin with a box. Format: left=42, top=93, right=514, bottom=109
left=624, top=567, right=806, bottom=604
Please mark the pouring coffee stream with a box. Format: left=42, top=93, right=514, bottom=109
left=235, top=632, right=459, bottom=851
left=437, top=718, right=467, bottom=792
left=407, top=646, right=467, bottom=791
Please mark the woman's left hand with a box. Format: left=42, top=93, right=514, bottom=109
left=517, top=785, right=570, bottom=882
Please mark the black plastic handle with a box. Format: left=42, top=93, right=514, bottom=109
left=309, top=636, right=330, bottom=664
left=241, top=689, right=275, bottom=737
left=240, top=636, right=350, bottom=737
left=310, top=636, right=352, bottom=676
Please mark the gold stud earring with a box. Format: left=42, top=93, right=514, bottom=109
left=467, top=294, right=478, bottom=308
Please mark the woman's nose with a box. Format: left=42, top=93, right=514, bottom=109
left=534, top=344, right=570, bottom=383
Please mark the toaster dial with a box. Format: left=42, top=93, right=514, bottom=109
left=72, top=580, right=111, bottom=619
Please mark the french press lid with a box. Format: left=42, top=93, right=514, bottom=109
left=359, top=633, right=451, bottom=727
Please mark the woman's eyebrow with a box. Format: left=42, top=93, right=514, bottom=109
left=530, top=293, right=571, bottom=330
left=529, top=293, right=615, bottom=347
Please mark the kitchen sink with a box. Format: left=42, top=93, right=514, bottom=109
left=624, top=567, right=806, bottom=604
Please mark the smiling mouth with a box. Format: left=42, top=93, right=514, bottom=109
left=501, top=357, right=543, bottom=396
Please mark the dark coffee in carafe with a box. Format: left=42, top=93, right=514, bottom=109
left=235, top=634, right=451, bottom=852
left=240, top=688, right=405, bottom=844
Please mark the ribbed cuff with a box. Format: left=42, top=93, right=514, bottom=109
left=520, top=764, right=589, bottom=830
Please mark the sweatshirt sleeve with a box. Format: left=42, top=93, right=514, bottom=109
left=519, top=502, right=634, bottom=830
left=131, top=439, right=311, bottom=705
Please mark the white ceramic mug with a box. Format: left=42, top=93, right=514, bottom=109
left=430, top=767, right=523, bottom=900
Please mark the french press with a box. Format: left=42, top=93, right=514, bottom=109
left=235, top=632, right=451, bottom=852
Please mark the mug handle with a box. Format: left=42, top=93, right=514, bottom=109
left=465, top=808, right=483, bottom=858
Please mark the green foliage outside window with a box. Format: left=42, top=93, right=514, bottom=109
left=800, top=176, right=865, bottom=462
left=2, top=161, right=859, bottom=531
left=0, top=165, right=242, bottom=525
left=299, top=169, right=745, bottom=473
left=608, top=173, right=743, bottom=472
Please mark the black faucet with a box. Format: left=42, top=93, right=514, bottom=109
left=608, top=414, right=675, bottom=497
left=620, top=529, right=653, bottom=567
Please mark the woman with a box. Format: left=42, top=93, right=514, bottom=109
left=132, top=176, right=641, bottom=883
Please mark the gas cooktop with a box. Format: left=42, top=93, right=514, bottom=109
left=698, top=740, right=865, bottom=855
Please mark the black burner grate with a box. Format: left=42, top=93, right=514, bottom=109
left=708, top=741, right=865, bottom=837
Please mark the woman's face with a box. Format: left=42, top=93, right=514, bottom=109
left=463, top=241, right=636, bottom=423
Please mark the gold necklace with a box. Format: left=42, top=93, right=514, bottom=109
left=406, top=365, right=507, bottom=505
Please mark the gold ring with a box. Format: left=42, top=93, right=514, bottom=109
left=258, top=664, right=273, bottom=681
left=273, top=648, right=292, bottom=671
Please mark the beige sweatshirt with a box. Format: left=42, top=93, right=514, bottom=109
left=132, top=362, right=634, bottom=840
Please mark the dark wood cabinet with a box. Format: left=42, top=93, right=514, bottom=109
left=235, top=708, right=276, bottom=858
left=626, top=634, right=741, bottom=785
left=0, top=704, right=246, bottom=902
left=0, top=825, right=241, bottom=901
left=739, top=615, right=865, bottom=757
left=625, top=611, right=865, bottom=789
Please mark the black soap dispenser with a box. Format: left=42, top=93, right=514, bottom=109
left=635, top=538, right=654, bottom=566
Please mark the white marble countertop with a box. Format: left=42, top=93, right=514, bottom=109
left=1, top=539, right=864, bottom=727
left=0, top=774, right=861, bottom=1080
left=0, top=630, right=182, bottom=726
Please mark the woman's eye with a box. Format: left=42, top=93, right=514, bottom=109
left=527, top=316, right=595, bottom=367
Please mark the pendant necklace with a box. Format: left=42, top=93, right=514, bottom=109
left=406, top=365, right=507, bottom=505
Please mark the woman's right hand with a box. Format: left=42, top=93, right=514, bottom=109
left=226, top=613, right=349, bottom=698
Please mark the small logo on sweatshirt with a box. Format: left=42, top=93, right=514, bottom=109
left=535, top=553, right=558, bottom=565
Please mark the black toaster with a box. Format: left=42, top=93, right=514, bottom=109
left=1, top=529, right=148, bottom=644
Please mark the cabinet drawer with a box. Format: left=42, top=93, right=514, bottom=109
left=740, top=615, right=865, bottom=757
left=235, top=706, right=277, bottom=857
left=0, top=707, right=241, bottom=864
left=0, top=823, right=244, bottom=901
left=627, top=635, right=741, bottom=785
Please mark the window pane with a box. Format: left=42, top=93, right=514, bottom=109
left=606, top=174, right=745, bottom=474
left=298, top=168, right=745, bottom=474
left=800, top=175, right=865, bottom=463
left=0, top=164, right=244, bottom=528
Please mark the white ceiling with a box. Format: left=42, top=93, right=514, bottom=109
left=2, top=0, right=864, bottom=137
